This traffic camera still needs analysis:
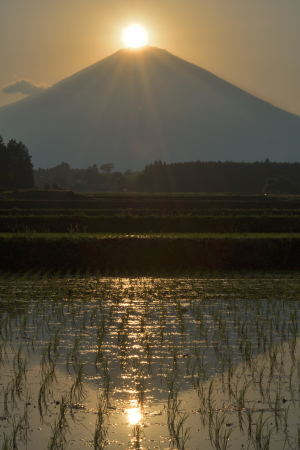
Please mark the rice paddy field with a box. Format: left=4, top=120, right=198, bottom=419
left=0, top=232, right=300, bottom=273
left=1, top=193, right=300, bottom=235
left=1, top=193, right=300, bottom=448
left=1, top=274, right=300, bottom=449
left=1, top=192, right=300, bottom=273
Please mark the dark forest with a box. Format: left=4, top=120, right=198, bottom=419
left=35, top=160, right=300, bottom=193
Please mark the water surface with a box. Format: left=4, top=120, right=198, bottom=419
left=0, top=275, right=300, bottom=449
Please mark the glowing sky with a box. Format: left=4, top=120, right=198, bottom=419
left=0, top=0, right=299, bottom=114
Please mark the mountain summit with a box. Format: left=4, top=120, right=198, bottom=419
left=0, top=46, right=299, bottom=169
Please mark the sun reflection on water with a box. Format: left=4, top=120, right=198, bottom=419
left=126, top=400, right=142, bottom=425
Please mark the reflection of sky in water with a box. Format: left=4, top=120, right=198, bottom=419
left=3, top=277, right=300, bottom=391
left=1, top=276, right=300, bottom=449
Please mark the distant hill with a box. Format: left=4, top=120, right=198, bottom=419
left=0, top=46, right=299, bottom=169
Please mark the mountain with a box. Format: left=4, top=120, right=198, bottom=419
left=0, top=46, right=299, bottom=169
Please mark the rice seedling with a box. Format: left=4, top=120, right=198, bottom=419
left=251, top=412, right=272, bottom=450
left=38, top=362, right=57, bottom=419
left=93, top=394, right=108, bottom=450
left=69, top=362, right=86, bottom=404
left=167, top=392, right=191, bottom=450
left=208, top=411, right=232, bottom=450
left=48, top=398, right=69, bottom=450
left=1, top=433, right=10, bottom=450
left=0, top=274, right=300, bottom=448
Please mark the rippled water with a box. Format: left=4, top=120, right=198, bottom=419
left=0, top=275, right=300, bottom=449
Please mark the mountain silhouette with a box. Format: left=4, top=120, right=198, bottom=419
left=0, top=46, right=299, bottom=169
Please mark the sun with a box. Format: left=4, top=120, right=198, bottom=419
left=122, top=24, right=149, bottom=48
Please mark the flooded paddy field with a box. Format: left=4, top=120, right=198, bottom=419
left=1, top=274, right=300, bottom=449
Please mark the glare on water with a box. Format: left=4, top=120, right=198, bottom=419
left=1, top=275, right=300, bottom=449
left=126, top=399, right=143, bottom=425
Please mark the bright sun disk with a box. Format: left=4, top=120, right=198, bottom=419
left=122, top=24, right=149, bottom=48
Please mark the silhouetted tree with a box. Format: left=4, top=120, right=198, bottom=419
left=0, top=136, right=34, bottom=189
left=100, top=163, right=114, bottom=175
left=83, top=165, right=102, bottom=191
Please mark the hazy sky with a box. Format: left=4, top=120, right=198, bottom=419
left=0, top=0, right=299, bottom=115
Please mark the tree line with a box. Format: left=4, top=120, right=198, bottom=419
left=35, top=160, right=300, bottom=194
left=0, top=136, right=34, bottom=189
left=1, top=135, right=300, bottom=193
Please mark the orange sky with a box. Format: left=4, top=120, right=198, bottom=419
left=0, top=0, right=299, bottom=115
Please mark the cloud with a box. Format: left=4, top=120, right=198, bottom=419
left=2, top=80, right=49, bottom=96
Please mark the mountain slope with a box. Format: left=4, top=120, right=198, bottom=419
left=0, top=47, right=299, bottom=169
